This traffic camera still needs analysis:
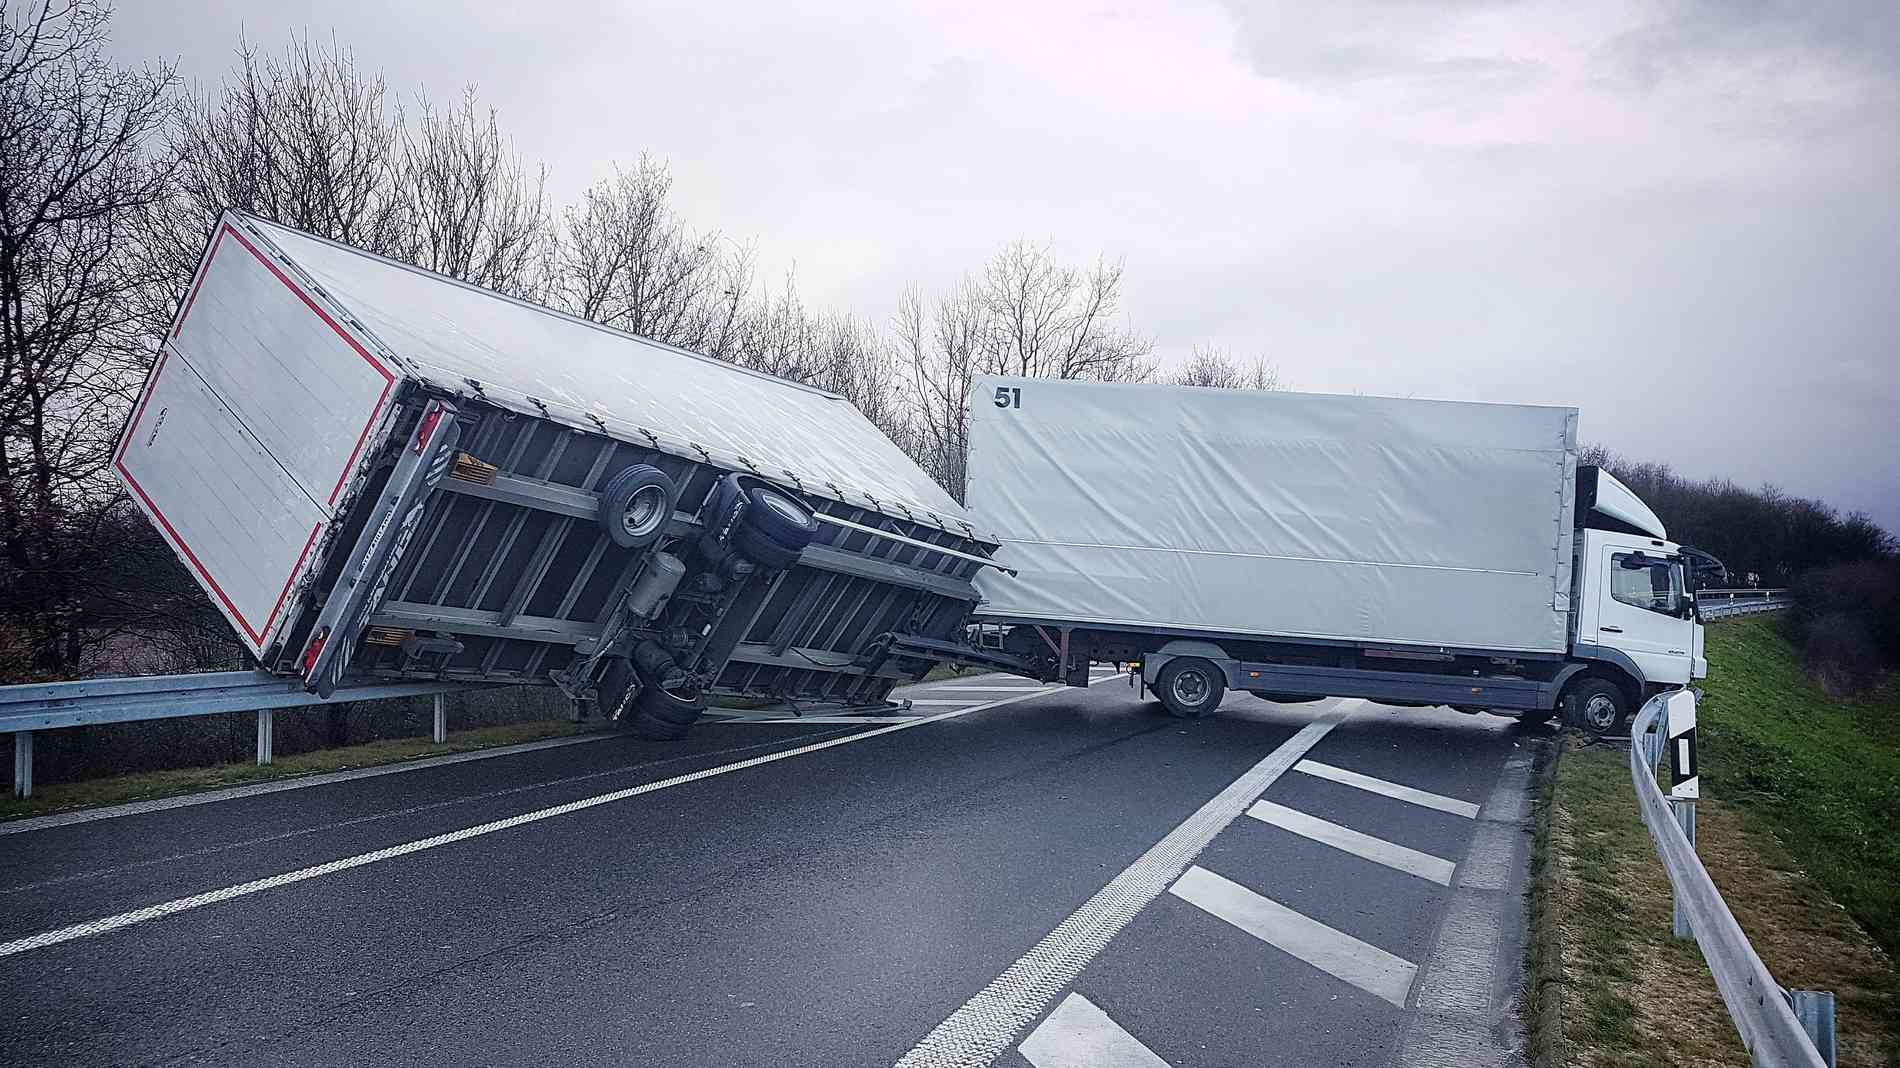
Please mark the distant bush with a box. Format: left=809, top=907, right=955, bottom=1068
left=1784, top=560, right=1900, bottom=696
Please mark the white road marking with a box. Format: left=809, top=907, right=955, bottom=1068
left=0, top=686, right=1068, bottom=960
left=907, top=699, right=996, bottom=706
left=1293, top=760, right=1481, bottom=819
left=1168, top=864, right=1417, bottom=1008
left=1245, top=800, right=1455, bottom=885
left=928, top=685, right=1050, bottom=692
left=893, top=700, right=1361, bottom=1068
left=0, top=733, right=615, bottom=836
left=1019, top=993, right=1171, bottom=1068
left=701, top=715, right=925, bottom=724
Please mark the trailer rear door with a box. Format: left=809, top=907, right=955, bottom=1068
left=114, top=217, right=399, bottom=656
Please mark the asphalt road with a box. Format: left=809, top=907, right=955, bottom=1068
left=1, top=670, right=1545, bottom=1067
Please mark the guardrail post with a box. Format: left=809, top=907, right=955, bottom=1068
left=1672, top=799, right=1696, bottom=940
left=432, top=693, right=447, bottom=745
left=1667, top=691, right=1700, bottom=940
left=255, top=709, right=274, bottom=766
left=11, top=730, right=30, bottom=799
left=1788, top=990, right=1837, bottom=1067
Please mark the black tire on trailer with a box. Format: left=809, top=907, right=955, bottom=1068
left=732, top=522, right=801, bottom=572
left=1156, top=657, right=1225, bottom=719
left=598, top=465, right=678, bottom=550
left=1562, top=677, right=1627, bottom=734
left=743, top=486, right=819, bottom=551
left=633, top=683, right=705, bottom=740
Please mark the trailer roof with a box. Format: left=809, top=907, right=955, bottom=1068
left=236, top=213, right=979, bottom=539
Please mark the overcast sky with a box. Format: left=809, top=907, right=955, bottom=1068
left=112, top=0, right=1899, bottom=533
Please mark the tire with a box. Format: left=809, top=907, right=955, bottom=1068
left=598, top=465, right=677, bottom=549
left=1562, top=677, right=1627, bottom=734
left=633, top=683, right=704, bottom=740
left=732, top=522, right=801, bottom=571
left=1156, top=657, right=1225, bottom=719
left=743, top=486, right=818, bottom=551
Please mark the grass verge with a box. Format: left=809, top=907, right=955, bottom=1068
left=1533, top=615, right=1900, bottom=1066
left=2, top=718, right=604, bottom=823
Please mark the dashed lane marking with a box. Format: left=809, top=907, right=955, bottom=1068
left=892, top=700, right=1361, bottom=1068
left=1244, top=800, right=1455, bottom=885
left=0, top=686, right=1070, bottom=961
left=1168, top=864, right=1417, bottom=1008
left=1019, top=993, right=1172, bottom=1068
left=1292, top=760, right=1481, bottom=819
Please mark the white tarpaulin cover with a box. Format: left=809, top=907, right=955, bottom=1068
left=966, top=376, right=1579, bottom=654
left=241, top=214, right=977, bottom=536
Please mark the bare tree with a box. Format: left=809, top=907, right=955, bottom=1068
left=899, top=242, right=1153, bottom=500
left=1170, top=345, right=1283, bottom=391
left=557, top=156, right=729, bottom=348
left=393, top=87, right=552, bottom=300
left=142, top=35, right=402, bottom=316
left=0, top=0, right=177, bottom=675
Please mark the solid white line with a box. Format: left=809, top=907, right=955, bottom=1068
left=907, top=700, right=991, bottom=707
left=893, top=700, right=1360, bottom=1068
left=0, top=686, right=1065, bottom=960
left=928, top=685, right=1050, bottom=693
left=0, top=733, right=616, bottom=836
left=1245, top=800, right=1455, bottom=885
left=1293, top=760, right=1481, bottom=819
left=1168, top=865, right=1417, bottom=1008
left=704, top=715, right=925, bottom=725
left=1019, top=993, right=1171, bottom=1068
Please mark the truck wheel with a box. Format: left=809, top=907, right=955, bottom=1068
left=733, top=522, right=801, bottom=571
left=599, top=465, right=677, bottom=549
left=744, top=486, right=819, bottom=551
left=633, top=683, right=705, bottom=740
left=1563, top=678, right=1626, bottom=734
left=1157, top=658, right=1224, bottom=719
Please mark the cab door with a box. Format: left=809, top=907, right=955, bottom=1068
left=1596, top=544, right=1694, bottom=685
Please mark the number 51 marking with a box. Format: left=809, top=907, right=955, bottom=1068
left=993, top=386, right=1021, bottom=409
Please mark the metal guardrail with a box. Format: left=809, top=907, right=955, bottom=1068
left=1630, top=692, right=1834, bottom=1067
left=1698, top=589, right=1793, bottom=620
left=5, top=671, right=491, bottom=799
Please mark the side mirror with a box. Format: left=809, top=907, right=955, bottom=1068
left=1620, top=552, right=1650, bottom=570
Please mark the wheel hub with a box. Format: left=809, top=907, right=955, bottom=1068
left=622, top=485, right=666, bottom=537
left=1583, top=693, right=1618, bottom=730
left=1171, top=670, right=1210, bottom=706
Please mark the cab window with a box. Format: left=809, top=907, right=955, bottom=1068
left=1611, top=553, right=1681, bottom=615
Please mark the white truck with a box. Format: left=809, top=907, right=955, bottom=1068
left=966, top=376, right=1706, bottom=731
left=114, top=212, right=1021, bottom=738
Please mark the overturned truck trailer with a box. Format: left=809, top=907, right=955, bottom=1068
left=115, top=211, right=1018, bottom=738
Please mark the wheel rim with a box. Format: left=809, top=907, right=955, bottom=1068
left=1171, top=669, right=1211, bottom=708
left=1583, top=693, right=1618, bottom=730
left=622, top=485, right=667, bottom=538
left=760, top=492, right=805, bottom=526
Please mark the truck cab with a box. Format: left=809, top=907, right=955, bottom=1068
left=1569, top=467, right=1707, bottom=714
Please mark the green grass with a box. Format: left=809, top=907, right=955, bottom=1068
left=1, top=719, right=603, bottom=823
left=1698, top=617, right=1900, bottom=956
left=1536, top=617, right=1900, bottom=1067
